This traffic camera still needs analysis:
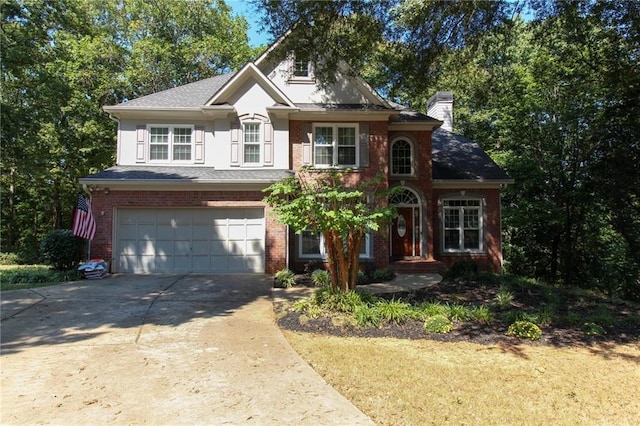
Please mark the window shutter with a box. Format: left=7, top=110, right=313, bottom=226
left=359, top=123, right=370, bottom=167
left=263, top=122, right=273, bottom=166
left=136, top=125, right=146, bottom=162
left=194, top=126, right=204, bottom=164
left=230, top=120, right=240, bottom=166
left=302, top=122, right=312, bottom=165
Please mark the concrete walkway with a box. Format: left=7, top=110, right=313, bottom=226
left=1, top=275, right=373, bottom=425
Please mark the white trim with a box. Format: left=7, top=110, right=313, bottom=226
left=440, top=196, right=485, bottom=253
left=147, top=124, right=195, bottom=164
left=312, top=123, right=359, bottom=168
left=298, top=231, right=372, bottom=259
left=390, top=137, right=415, bottom=177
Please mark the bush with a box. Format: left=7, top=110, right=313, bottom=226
left=274, top=268, right=296, bottom=288
left=0, top=252, right=20, bottom=265
left=446, top=259, right=479, bottom=280
left=375, top=298, right=413, bottom=324
left=507, top=320, right=542, bottom=340
left=423, top=315, right=453, bottom=333
left=39, top=229, right=84, bottom=271
left=311, top=269, right=332, bottom=287
left=372, top=267, right=395, bottom=282
left=354, top=305, right=381, bottom=327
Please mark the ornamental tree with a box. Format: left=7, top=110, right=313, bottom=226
left=263, top=169, right=397, bottom=292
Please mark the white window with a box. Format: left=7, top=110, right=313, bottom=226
left=313, top=124, right=358, bottom=167
left=291, top=52, right=312, bottom=79
left=391, top=139, right=413, bottom=175
left=148, top=126, right=193, bottom=163
left=442, top=199, right=483, bottom=252
left=243, top=122, right=261, bottom=164
left=299, top=231, right=371, bottom=259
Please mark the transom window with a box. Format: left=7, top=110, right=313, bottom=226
left=442, top=199, right=483, bottom=252
left=313, top=124, right=358, bottom=167
left=299, top=230, right=371, bottom=258
left=243, top=122, right=261, bottom=164
left=391, top=139, right=413, bottom=175
left=149, top=126, right=193, bottom=162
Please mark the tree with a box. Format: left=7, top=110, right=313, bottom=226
left=264, top=170, right=397, bottom=291
left=411, top=2, right=640, bottom=298
left=1, top=0, right=256, bottom=260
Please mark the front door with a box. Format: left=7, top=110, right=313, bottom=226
left=392, top=207, right=419, bottom=258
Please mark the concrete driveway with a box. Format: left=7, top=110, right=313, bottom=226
left=1, top=274, right=373, bottom=425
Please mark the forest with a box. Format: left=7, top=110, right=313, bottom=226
left=2, top=0, right=638, bottom=299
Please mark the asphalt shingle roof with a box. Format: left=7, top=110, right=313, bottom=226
left=432, top=129, right=512, bottom=181
left=81, top=166, right=293, bottom=182
left=111, top=74, right=234, bottom=108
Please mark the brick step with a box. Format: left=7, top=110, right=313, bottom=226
left=390, top=259, right=447, bottom=275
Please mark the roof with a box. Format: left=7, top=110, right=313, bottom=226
left=80, top=166, right=293, bottom=183
left=432, top=129, right=512, bottom=182
left=110, top=74, right=234, bottom=108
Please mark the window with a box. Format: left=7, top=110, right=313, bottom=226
left=243, top=122, right=261, bottom=164
left=442, top=199, right=483, bottom=251
left=293, top=57, right=310, bottom=77
left=299, top=231, right=371, bottom=258
left=313, top=124, right=358, bottom=167
left=149, top=126, right=193, bottom=162
left=391, top=139, right=413, bottom=175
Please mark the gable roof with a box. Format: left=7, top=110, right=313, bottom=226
left=432, top=129, right=513, bottom=183
left=205, top=63, right=295, bottom=107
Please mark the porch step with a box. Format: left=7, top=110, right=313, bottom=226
left=390, top=259, right=448, bottom=275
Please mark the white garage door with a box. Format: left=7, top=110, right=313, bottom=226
left=115, top=208, right=265, bottom=273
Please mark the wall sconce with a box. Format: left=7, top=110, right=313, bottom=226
left=104, top=188, right=110, bottom=195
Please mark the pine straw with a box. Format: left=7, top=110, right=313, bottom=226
left=283, top=331, right=640, bottom=425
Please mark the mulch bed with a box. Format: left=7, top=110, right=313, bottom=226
left=276, top=279, right=640, bottom=347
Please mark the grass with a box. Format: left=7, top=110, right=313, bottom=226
left=283, top=331, right=640, bottom=425
left=0, top=265, right=82, bottom=291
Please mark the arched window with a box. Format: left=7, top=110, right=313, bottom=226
left=391, top=139, right=413, bottom=175
left=389, top=188, right=419, bottom=205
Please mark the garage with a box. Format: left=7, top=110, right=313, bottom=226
left=115, top=208, right=265, bottom=273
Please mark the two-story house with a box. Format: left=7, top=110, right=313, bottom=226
left=79, top=39, right=512, bottom=275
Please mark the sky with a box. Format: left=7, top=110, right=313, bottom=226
left=227, top=0, right=271, bottom=47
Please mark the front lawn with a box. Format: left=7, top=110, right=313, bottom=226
left=276, top=274, right=640, bottom=424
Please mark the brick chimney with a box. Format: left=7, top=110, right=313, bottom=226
left=427, top=91, right=453, bottom=132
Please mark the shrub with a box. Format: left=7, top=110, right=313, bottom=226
left=375, top=298, right=413, bottom=324
left=446, top=259, right=479, bottom=280
left=0, top=252, right=20, bottom=265
left=354, top=305, right=381, bottom=327
left=274, top=268, right=296, bottom=288
left=494, top=288, right=514, bottom=309
left=582, top=322, right=606, bottom=336
left=357, top=270, right=367, bottom=285
left=469, top=305, right=493, bottom=324
left=39, top=229, right=84, bottom=271
left=311, top=269, right=332, bottom=287
left=423, top=315, right=453, bottom=333
left=507, top=320, right=542, bottom=340
left=372, top=267, right=395, bottom=282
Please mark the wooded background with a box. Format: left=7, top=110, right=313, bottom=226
left=2, top=0, right=638, bottom=298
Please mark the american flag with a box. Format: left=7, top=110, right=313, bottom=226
left=72, top=194, right=96, bottom=240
